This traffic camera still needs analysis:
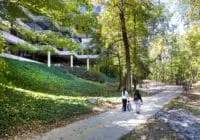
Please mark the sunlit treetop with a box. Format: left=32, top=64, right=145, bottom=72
left=1, top=0, right=99, bottom=35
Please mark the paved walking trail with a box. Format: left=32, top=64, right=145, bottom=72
left=31, top=86, right=182, bottom=140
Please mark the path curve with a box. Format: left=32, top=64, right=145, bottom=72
left=27, top=86, right=182, bottom=140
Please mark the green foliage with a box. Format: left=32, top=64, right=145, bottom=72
left=132, top=48, right=150, bottom=81
left=63, top=65, right=117, bottom=83
left=185, top=25, right=200, bottom=80
left=149, top=27, right=200, bottom=83
left=88, top=68, right=117, bottom=83
left=1, top=0, right=100, bottom=54
left=0, top=31, right=5, bottom=51
left=180, top=0, right=200, bottom=21
left=99, top=55, right=119, bottom=78
left=186, top=25, right=200, bottom=59
left=149, top=34, right=190, bottom=83
left=98, top=72, right=117, bottom=83
left=0, top=58, right=119, bottom=136
left=0, top=20, right=10, bottom=32
left=0, top=1, right=28, bottom=22
left=13, top=43, right=57, bottom=55
left=8, top=0, right=98, bottom=34
left=0, top=32, right=8, bottom=98
left=97, top=0, right=164, bottom=88
left=0, top=86, right=90, bottom=136
left=15, top=27, right=79, bottom=51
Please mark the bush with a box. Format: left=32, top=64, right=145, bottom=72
left=0, top=32, right=9, bottom=98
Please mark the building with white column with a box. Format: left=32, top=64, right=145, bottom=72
left=0, top=6, right=100, bottom=70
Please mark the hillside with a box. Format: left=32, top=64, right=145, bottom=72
left=0, top=58, right=119, bottom=137
left=61, top=65, right=116, bottom=83
left=0, top=86, right=90, bottom=136
left=4, top=58, right=117, bottom=97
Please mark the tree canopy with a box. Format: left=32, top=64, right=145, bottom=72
left=95, top=0, right=164, bottom=91
left=4, top=0, right=98, bottom=34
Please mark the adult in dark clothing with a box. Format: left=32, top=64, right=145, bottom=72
left=134, top=89, right=143, bottom=114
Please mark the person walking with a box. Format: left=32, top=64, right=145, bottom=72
left=134, top=89, right=143, bottom=114
left=122, top=88, right=129, bottom=112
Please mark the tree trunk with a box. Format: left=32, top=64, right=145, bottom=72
left=170, top=56, right=174, bottom=83
left=118, top=0, right=132, bottom=92
left=162, top=63, right=165, bottom=82
left=133, top=12, right=137, bottom=91
left=133, top=79, right=137, bottom=91
left=117, top=51, right=123, bottom=91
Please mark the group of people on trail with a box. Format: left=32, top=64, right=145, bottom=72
left=121, top=88, right=143, bottom=114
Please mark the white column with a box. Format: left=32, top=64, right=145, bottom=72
left=47, top=51, right=51, bottom=67
left=87, top=58, right=89, bottom=71
left=70, top=55, right=73, bottom=68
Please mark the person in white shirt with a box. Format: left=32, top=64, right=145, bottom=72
left=122, top=88, right=129, bottom=112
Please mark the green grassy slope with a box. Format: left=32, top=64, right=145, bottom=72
left=4, top=58, right=117, bottom=97
left=0, top=86, right=90, bottom=136
left=0, top=58, right=119, bottom=137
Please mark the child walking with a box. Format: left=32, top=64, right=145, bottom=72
left=127, top=100, right=133, bottom=111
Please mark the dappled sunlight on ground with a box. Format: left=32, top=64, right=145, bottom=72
left=4, top=85, right=121, bottom=103
left=113, top=119, right=147, bottom=128
left=27, top=86, right=182, bottom=140
left=13, top=87, right=86, bottom=100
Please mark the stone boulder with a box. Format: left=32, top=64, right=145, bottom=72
left=87, top=98, right=97, bottom=104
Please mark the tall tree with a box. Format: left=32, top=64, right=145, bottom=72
left=96, top=0, right=164, bottom=91
left=117, top=0, right=132, bottom=91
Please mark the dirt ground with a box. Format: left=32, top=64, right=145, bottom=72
left=121, top=117, right=183, bottom=140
